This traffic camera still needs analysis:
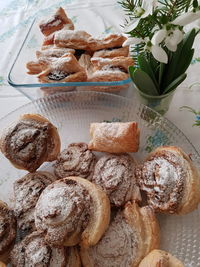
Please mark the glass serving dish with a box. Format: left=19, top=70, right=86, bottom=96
left=0, top=91, right=200, bottom=266
left=7, top=17, right=132, bottom=100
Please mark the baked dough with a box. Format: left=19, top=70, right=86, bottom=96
left=136, top=146, right=200, bottom=214
left=0, top=262, right=6, bottom=267
left=95, top=33, right=127, bottom=50
left=138, top=249, right=184, bottom=267
left=36, top=47, right=75, bottom=59
left=39, top=7, right=74, bottom=36
left=80, top=201, right=160, bottom=267
left=93, top=46, right=129, bottom=58
left=88, top=122, right=140, bottom=153
left=0, top=114, right=61, bottom=172
left=35, top=176, right=110, bottom=247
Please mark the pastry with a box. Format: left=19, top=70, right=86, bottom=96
left=36, top=47, right=75, bottom=59
left=14, top=171, right=56, bottom=231
left=95, top=33, right=127, bottom=50
left=0, top=200, right=16, bottom=263
left=93, top=46, right=129, bottom=58
left=92, top=154, right=140, bottom=206
left=35, top=176, right=110, bottom=247
left=26, top=57, right=57, bottom=75
left=88, top=122, right=140, bottom=153
left=138, top=249, right=184, bottom=267
left=38, top=54, right=87, bottom=83
left=80, top=201, right=160, bottom=267
left=0, top=113, right=61, bottom=172
left=39, top=7, right=74, bottom=36
left=0, top=262, right=6, bottom=267
left=42, top=33, right=55, bottom=47
left=10, top=231, right=68, bottom=267
left=66, top=246, right=81, bottom=267
left=136, top=146, right=200, bottom=214
left=54, top=143, right=96, bottom=180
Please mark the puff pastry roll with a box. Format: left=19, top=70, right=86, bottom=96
left=39, top=7, right=74, bottom=36
left=38, top=54, right=87, bottom=83
left=88, top=122, right=140, bottom=153
left=139, top=249, right=184, bottom=267
left=93, top=46, right=129, bottom=58
left=80, top=202, right=160, bottom=267
left=136, top=146, right=200, bottom=214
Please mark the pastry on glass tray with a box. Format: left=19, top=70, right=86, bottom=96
left=36, top=46, right=75, bottom=59
left=39, top=7, right=74, bottom=36
left=35, top=176, right=110, bottom=247
left=136, top=146, right=200, bottom=214
left=138, top=249, right=184, bottom=267
left=0, top=114, right=61, bottom=172
left=93, top=46, right=129, bottom=58
left=80, top=201, right=160, bottom=267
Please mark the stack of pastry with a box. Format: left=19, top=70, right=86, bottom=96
left=26, top=7, right=133, bottom=95
left=0, top=114, right=199, bottom=266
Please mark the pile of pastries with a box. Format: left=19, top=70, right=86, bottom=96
left=26, top=7, right=133, bottom=95
left=0, top=113, right=200, bottom=266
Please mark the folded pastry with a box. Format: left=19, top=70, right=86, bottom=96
left=39, top=7, right=74, bottom=36
left=14, top=171, right=56, bottom=231
left=54, top=143, right=96, bottom=179
left=138, top=249, right=184, bottom=267
left=92, top=154, right=140, bottom=206
left=95, top=33, right=127, bottom=50
left=0, top=114, right=61, bottom=172
left=10, top=231, right=76, bottom=267
left=42, top=33, right=55, bottom=47
left=0, top=200, right=16, bottom=263
left=35, top=176, right=110, bottom=247
left=136, top=146, right=200, bottom=214
left=26, top=57, right=57, bottom=75
left=88, top=122, right=140, bottom=153
left=36, top=47, right=75, bottom=59
left=93, top=46, right=129, bottom=58
left=38, top=54, right=87, bottom=83
left=80, top=201, right=160, bottom=267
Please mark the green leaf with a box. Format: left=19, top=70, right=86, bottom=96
left=158, top=63, right=165, bottom=92
left=138, top=54, right=159, bottom=89
left=131, top=69, right=159, bottom=96
left=128, top=66, right=136, bottom=81
left=163, top=73, right=187, bottom=94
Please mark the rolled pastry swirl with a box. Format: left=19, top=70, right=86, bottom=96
left=10, top=231, right=67, bottom=267
left=0, top=200, right=16, bottom=263
left=92, top=154, right=140, bottom=206
left=80, top=202, right=160, bottom=267
left=54, top=143, right=96, bottom=179
left=0, top=114, right=61, bottom=172
left=14, top=171, right=56, bottom=231
left=35, top=176, right=110, bottom=247
left=136, top=146, right=200, bottom=214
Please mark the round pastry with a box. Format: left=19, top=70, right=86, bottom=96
left=54, top=143, right=96, bottom=179
left=138, top=249, right=184, bottom=267
left=14, top=171, right=56, bottom=231
left=0, top=114, right=61, bottom=172
left=80, top=201, right=160, bottom=267
left=10, top=231, right=67, bottom=267
left=0, top=200, right=16, bottom=263
left=93, top=46, right=129, bottom=58
left=35, top=176, right=110, bottom=247
left=136, top=146, right=200, bottom=214
left=92, top=154, right=140, bottom=206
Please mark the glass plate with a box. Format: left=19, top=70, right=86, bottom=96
left=0, top=91, right=199, bottom=266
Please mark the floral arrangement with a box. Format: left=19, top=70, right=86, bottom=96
left=120, top=0, right=200, bottom=97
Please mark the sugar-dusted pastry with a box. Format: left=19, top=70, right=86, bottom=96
left=38, top=54, right=87, bottom=83
left=54, top=143, right=96, bottom=179
left=80, top=201, right=160, bottom=267
left=39, top=7, right=74, bottom=36
left=136, top=146, right=200, bottom=214
left=14, top=171, right=56, bottom=231
left=26, top=57, right=57, bottom=75
left=95, top=33, right=127, bottom=50
left=10, top=231, right=69, bottom=267
left=42, top=33, right=55, bottom=47
left=0, top=114, right=61, bottom=172
left=88, top=122, right=140, bottom=153
left=0, top=200, right=16, bottom=263
left=36, top=47, right=75, bottom=59
left=139, top=249, right=184, bottom=267
left=93, top=46, right=129, bottom=58
left=35, top=176, right=110, bottom=247
left=92, top=154, right=140, bottom=206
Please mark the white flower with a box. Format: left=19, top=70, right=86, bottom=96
left=151, top=29, right=167, bottom=45
left=124, top=0, right=157, bottom=32
left=172, top=10, right=200, bottom=26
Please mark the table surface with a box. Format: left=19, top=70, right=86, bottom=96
left=0, top=0, right=200, bottom=152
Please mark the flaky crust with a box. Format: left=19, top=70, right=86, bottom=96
left=88, top=122, right=140, bottom=153
left=95, top=34, right=127, bottom=50
left=80, top=202, right=160, bottom=267
left=66, top=246, right=81, bottom=267
left=0, top=113, right=61, bottom=172
left=138, top=249, right=184, bottom=267
left=93, top=46, right=129, bottom=58
left=36, top=47, right=75, bottom=59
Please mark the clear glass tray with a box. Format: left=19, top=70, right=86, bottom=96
left=0, top=91, right=199, bottom=266
left=7, top=17, right=132, bottom=100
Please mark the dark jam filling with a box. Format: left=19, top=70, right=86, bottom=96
left=109, top=66, right=127, bottom=73
left=74, top=49, right=86, bottom=59
left=48, top=70, right=69, bottom=81
left=107, top=46, right=121, bottom=51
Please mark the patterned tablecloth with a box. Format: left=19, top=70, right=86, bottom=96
left=0, top=0, right=199, bottom=151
